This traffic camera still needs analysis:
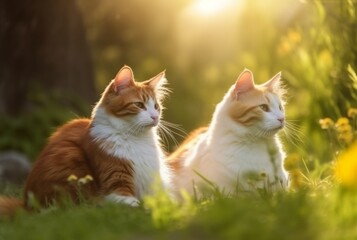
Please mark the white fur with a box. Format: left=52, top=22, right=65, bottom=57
left=105, top=194, right=140, bottom=207
left=172, top=86, right=288, bottom=198
left=90, top=99, right=166, bottom=204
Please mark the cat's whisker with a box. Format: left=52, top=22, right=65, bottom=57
left=244, top=128, right=261, bottom=142
left=157, top=125, right=171, bottom=148
left=283, top=120, right=305, bottom=148
left=285, top=119, right=300, bottom=122
left=157, top=121, right=185, bottom=147
left=158, top=125, right=173, bottom=145
left=126, top=122, right=142, bottom=135
left=284, top=124, right=302, bottom=135
left=160, top=120, right=187, bottom=138
left=285, top=121, right=302, bottom=130
left=254, top=128, right=269, bottom=139
left=159, top=128, right=169, bottom=147
left=248, top=132, right=260, bottom=142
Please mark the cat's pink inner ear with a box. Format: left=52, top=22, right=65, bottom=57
left=234, top=69, right=255, bottom=97
left=113, top=66, right=135, bottom=94
left=263, top=72, right=281, bottom=92
left=148, top=70, right=166, bottom=89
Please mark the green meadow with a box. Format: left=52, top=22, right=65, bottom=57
left=1, top=182, right=357, bottom=239
left=1, top=0, right=357, bottom=239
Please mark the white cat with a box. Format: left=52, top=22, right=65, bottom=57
left=167, top=69, right=288, bottom=198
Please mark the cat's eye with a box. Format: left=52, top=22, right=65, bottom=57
left=133, top=102, right=145, bottom=109
left=154, top=103, right=160, bottom=110
left=259, top=104, right=270, bottom=112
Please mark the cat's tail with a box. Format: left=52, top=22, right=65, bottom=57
left=0, top=196, right=24, bottom=218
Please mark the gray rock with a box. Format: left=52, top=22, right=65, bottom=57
left=0, top=151, right=31, bottom=185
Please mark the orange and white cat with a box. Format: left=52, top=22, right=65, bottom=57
left=167, top=69, right=288, bottom=198
left=0, top=66, right=169, bottom=215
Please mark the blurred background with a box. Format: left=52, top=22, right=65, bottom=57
left=0, top=0, right=356, bottom=169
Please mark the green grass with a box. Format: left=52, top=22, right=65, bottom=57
left=1, top=179, right=357, bottom=240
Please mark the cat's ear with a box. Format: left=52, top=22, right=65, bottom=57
left=147, top=70, right=167, bottom=90
left=233, top=69, right=255, bottom=98
left=113, top=65, right=135, bottom=94
left=262, top=72, right=281, bottom=92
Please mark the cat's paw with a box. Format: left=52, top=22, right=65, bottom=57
left=105, top=194, right=140, bottom=207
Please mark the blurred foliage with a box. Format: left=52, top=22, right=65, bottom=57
left=277, top=0, right=357, bottom=161
left=1, top=0, right=356, bottom=163
left=0, top=87, right=89, bottom=159
left=77, top=0, right=357, bottom=160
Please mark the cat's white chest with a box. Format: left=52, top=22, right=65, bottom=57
left=210, top=139, right=287, bottom=191
left=91, top=123, right=161, bottom=199
left=182, top=136, right=287, bottom=194
left=225, top=143, right=278, bottom=174
left=108, top=134, right=161, bottom=198
left=91, top=106, right=164, bottom=200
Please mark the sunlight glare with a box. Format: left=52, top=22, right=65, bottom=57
left=191, top=0, right=236, bottom=16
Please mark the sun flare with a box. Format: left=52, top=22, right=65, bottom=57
left=190, top=0, right=237, bottom=16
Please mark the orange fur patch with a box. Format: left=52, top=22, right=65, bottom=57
left=229, top=88, right=269, bottom=126
left=168, top=127, right=208, bottom=172
left=0, top=196, right=24, bottom=218
left=102, top=81, right=159, bottom=117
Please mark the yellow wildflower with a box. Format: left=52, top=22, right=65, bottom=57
left=336, top=124, right=352, bottom=133
left=67, top=174, right=78, bottom=182
left=78, top=178, right=87, bottom=185
left=319, top=118, right=334, bottom=129
left=277, top=37, right=292, bottom=56
left=260, top=172, right=267, bottom=178
left=334, top=117, right=353, bottom=144
left=335, top=117, right=350, bottom=127
left=348, top=108, right=357, bottom=118
left=289, top=169, right=303, bottom=189
left=284, top=154, right=300, bottom=171
left=288, top=30, right=301, bottom=44
left=318, top=50, right=333, bottom=68
left=78, top=175, right=94, bottom=185
left=335, top=142, right=357, bottom=188
left=84, top=175, right=94, bottom=182
left=338, top=132, right=354, bottom=145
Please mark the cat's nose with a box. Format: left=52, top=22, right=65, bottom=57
left=151, top=116, right=159, bottom=125
left=278, top=117, right=285, bottom=124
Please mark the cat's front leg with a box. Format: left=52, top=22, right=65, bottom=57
left=99, top=162, right=140, bottom=207
left=105, top=193, right=140, bottom=207
left=102, top=178, right=140, bottom=207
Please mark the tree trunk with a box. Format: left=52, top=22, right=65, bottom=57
left=0, top=0, right=96, bottom=116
